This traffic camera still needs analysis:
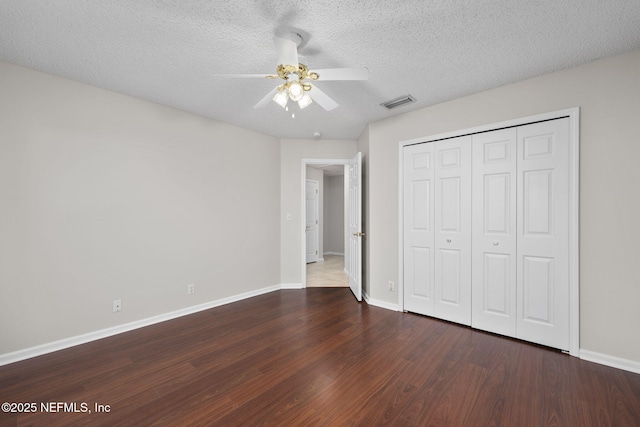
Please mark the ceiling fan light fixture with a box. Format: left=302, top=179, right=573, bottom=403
left=298, top=92, right=313, bottom=109
left=288, top=81, right=304, bottom=102
left=273, top=88, right=289, bottom=108
left=231, top=34, right=370, bottom=112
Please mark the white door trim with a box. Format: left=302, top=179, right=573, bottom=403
left=301, top=158, right=351, bottom=288
left=398, top=107, right=580, bottom=356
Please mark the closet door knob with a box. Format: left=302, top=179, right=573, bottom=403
left=446, top=238, right=452, bottom=243
left=493, top=241, right=499, bottom=246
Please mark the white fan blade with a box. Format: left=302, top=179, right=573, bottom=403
left=253, top=87, right=279, bottom=109
left=213, top=73, right=274, bottom=78
left=312, top=67, right=369, bottom=81
left=309, top=84, right=338, bottom=111
left=274, top=36, right=299, bottom=67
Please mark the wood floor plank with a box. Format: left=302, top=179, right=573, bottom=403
left=1, top=288, right=639, bottom=426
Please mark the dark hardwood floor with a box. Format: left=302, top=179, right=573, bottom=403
left=1, top=288, right=639, bottom=426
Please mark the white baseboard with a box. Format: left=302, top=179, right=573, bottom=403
left=323, top=252, right=344, bottom=256
left=363, top=292, right=400, bottom=312
left=580, top=349, right=640, bottom=374
left=0, top=284, right=282, bottom=367
left=280, top=283, right=304, bottom=289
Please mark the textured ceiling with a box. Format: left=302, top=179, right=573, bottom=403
left=1, top=1, right=639, bottom=140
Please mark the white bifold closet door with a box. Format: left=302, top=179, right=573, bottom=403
left=403, top=136, right=472, bottom=325
left=516, top=119, right=570, bottom=350
left=472, top=118, right=570, bottom=350
left=404, top=117, right=570, bottom=351
left=471, top=128, right=518, bottom=337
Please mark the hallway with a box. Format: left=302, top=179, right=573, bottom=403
left=306, top=254, right=348, bottom=287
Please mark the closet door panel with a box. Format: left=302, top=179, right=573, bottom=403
left=472, top=129, right=517, bottom=336
left=434, top=137, right=472, bottom=325
left=516, top=118, right=570, bottom=350
left=438, top=249, right=461, bottom=303
left=483, top=253, right=511, bottom=315
left=403, top=144, right=435, bottom=315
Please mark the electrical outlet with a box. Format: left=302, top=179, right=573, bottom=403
left=113, top=299, right=122, bottom=313
left=388, top=281, right=395, bottom=292
left=187, top=284, right=195, bottom=295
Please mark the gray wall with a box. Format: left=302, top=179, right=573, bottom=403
left=323, top=174, right=344, bottom=255
left=0, top=61, right=281, bottom=355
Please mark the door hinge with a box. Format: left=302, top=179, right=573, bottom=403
left=316, top=189, right=318, bottom=193
left=316, top=220, right=318, bottom=224
left=316, top=250, right=318, bottom=255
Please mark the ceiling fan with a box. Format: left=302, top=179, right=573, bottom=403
left=217, top=33, right=369, bottom=111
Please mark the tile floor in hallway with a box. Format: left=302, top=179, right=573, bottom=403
left=306, top=254, right=349, bottom=287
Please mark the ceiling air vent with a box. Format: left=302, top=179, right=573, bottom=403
left=381, top=95, right=416, bottom=110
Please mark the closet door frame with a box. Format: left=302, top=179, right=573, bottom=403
left=398, top=107, right=580, bottom=357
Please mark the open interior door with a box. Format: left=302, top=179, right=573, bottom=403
left=346, top=152, right=363, bottom=301
left=305, top=180, right=319, bottom=263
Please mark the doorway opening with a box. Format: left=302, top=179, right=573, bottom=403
left=301, top=154, right=362, bottom=301
left=304, top=162, right=348, bottom=288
